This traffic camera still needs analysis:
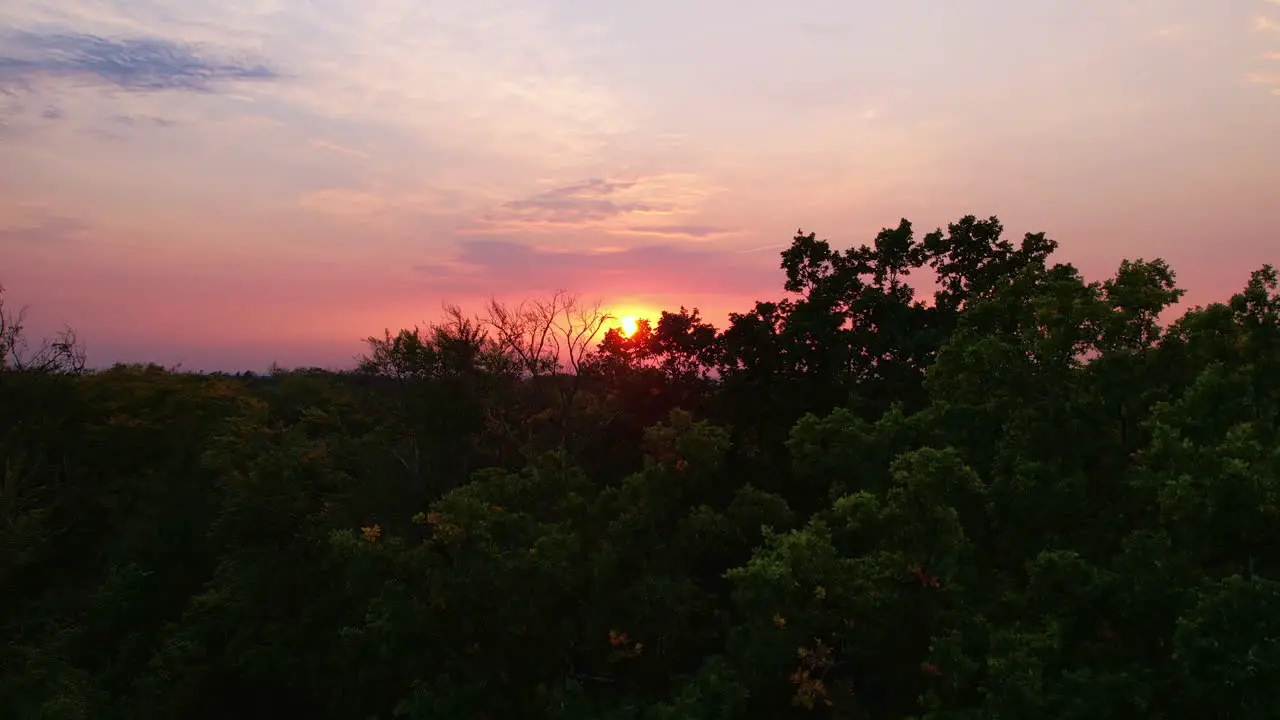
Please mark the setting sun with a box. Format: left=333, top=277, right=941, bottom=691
left=606, top=305, right=658, bottom=339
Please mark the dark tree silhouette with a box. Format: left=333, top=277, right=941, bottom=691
left=3, top=219, right=1278, bottom=719
left=0, top=284, right=86, bottom=374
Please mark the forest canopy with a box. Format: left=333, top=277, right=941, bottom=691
left=2, top=215, right=1278, bottom=719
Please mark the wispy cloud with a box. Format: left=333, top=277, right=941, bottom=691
left=496, top=179, right=663, bottom=225
left=2, top=0, right=1278, bottom=371
left=0, top=85, right=29, bottom=136
left=413, top=239, right=779, bottom=297
left=1245, top=71, right=1280, bottom=96
left=111, top=113, right=178, bottom=127
left=78, top=127, right=128, bottom=142
left=1250, top=5, right=1280, bottom=95
left=0, top=30, right=277, bottom=92
left=308, top=139, right=370, bottom=158
left=471, top=174, right=723, bottom=236
left=298, top=185, right=482, bottom=220
left=616, top=224, right=735, bottom=239
left=298, top=188, right=398, bottom=217
left=735, top=244, right=788, bottom=255
left=0, top=215, right=89, bottom=245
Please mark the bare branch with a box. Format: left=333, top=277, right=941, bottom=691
left=0, top=285, right=86, bottom=374
left=561, top=296, right=613, bottom=375
left=480, top=290, right=615, bottom=379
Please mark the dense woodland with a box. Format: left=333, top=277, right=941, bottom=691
left=2, top=215, right=1278, bottom=719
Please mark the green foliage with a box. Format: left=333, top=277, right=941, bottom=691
left=2, top=218, right=1276, bottom=718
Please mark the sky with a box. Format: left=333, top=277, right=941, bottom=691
left=1, top=0, right=1277, bottom=371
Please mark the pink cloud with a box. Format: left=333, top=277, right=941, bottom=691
left=413, top=239, right=782, bottom=299
left=463, top=174, right=731, bottom=239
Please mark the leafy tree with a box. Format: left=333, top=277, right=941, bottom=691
left=3, top=218, right=1278, bottom=719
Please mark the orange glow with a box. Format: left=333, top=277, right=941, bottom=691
left=606, top=303, right=660, bottom=339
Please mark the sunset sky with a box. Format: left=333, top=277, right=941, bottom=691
left=2, top=0, right=1278, bottom=371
